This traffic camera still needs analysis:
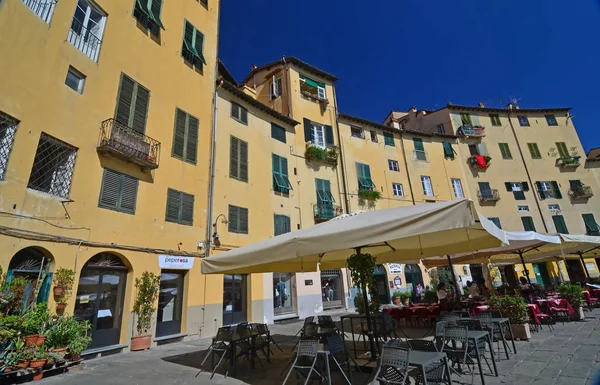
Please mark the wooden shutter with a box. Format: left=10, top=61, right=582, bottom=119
left=271, top=123, right=286, bottom=143
left=184, top=21, right=195, bottom=54
left=556, top=142, right=569, bottom=157
left=149, top=0, right=164, bottom=28
left=193, top=29, right=207, bottom=65
left=99, top=169, right=121, bottom=209
left=228, top=205, right=238, bottom=232
left=166, top=189, right=181, bottom=223
left=460, top=113, right=471, bottom=125
left=504, top=182, right=512, bottom=192
left=274, top=215, right=289, bottom=236
left=186, top=115, right=199, bottom=163
left=521, top=182, right=529, bottom=191
left=120, top=174, right=138, bottom=213
left=281, top=156, right=288, bottom=177
left=521, top=217, right=536, bottom=231
left=239, top=140, right=248, bottom=182
left=325, top=125, right=334, bottom=146
left=303, top=118, right=313, bottom=143
left=552, top=215, right=569, bottom=234
left=173, top=109, right=187, bottom=159
left=550, top=181, right=562, bottom=199
left=115, top=75, right=135, bottom=126
left=239, top=207, right=248, bottom=233
left=132, top=84, right=149, bottom=134
left=535, top=181, right=545, bottom=200
left=180, top=192, right=194, bottom=225
left=413, top=138, right=424, bottom=151
left=240, top=106, right=248, bottom=124
left=582, top=214, right=599, bottom=233
left=230, top=136, right=239, bottom=179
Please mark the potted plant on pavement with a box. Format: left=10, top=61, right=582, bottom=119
left=52, top=268, right=75, bottom=298
left=558, top=283, right=584, bottom=321
left=23, top=303, right=50, bottom=347
left=399, top=292, right=411, bottom=306
left=391, top=290, right=402, bottom=306
left=488, top=294, right=530, bottom=340
left=131, top=271, right=161, bottom=351
left=67, top=320, right=92, bottom=361
left=29, top=347, right=48, bottom=369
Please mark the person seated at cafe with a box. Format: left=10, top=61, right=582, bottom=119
left=519, top=276, right=533, bottom=303
left=466, top=280, right=480, bottom=298
left=437, top=283, right=448, bottom=310
left=478, top=279, right=490, bottom=299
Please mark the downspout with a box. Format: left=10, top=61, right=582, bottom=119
left=399, top=130, right=416, bottom=205
left=507, top=109, right=548, bottom=232
left=282, top=57, right=293, bottom=119
left=332, top=87, right=351, bottom=215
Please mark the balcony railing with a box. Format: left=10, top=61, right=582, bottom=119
left=314, top=203, right=343, bottom=223
left=569, top=185, right=593, bottom=199
left=22, top=0, right=56, bottom=24
left=457, top=125, right=486, bottom=138
left=477, top=189, right=500, bottom=202
left=97, top=119, right=160, bottom=171
left=556, top=155, right=581, bottom=168
left=67, top=17, right=103, bottom=62
left=468, top=155, right=491, bottom=169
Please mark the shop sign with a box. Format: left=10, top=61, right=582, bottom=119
left=158, top=255, right=195, bottom=269
left=388, top=264, right=403, bottom=274
left=393, top=276, right=402, bottom=287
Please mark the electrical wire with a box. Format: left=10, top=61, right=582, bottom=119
left=0, top=211, right=92, bottom=232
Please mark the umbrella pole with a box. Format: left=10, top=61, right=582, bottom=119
left=519, top=251, right=531, bottom=285
left=580, top=252, right=591, bottom=279
left=446, top=255, right=461, bottom=297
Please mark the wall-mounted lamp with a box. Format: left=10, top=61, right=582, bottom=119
left=212, top=214, right=228, bottom=248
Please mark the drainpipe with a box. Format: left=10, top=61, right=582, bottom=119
left=332, top=87, right=351, bottom=215
left=399, top=130, right=416, bottom=205
left=206, top=83, right=220, bottom=257
left=506, top=110, right=548, bottom=232
left=282, top=57, right=293, bottom=119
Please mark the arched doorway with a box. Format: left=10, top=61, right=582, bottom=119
left=6, top=247, right=54, bottom=306
left=404, top=264, right=424, bottom=302
left=373, top=264, right=390, bottom=304
left=74, top=253, right=128, bottom=350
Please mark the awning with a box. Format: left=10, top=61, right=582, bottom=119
left=300, top=76, right=324, bottom=89
left=201, top=199, right=508, bottom=274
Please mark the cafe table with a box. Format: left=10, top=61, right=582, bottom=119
left=488, top=317, right=516, bottom=358
left=445, top=329, right=497, bottom=385
left=408, top=350, right=453, bottom=385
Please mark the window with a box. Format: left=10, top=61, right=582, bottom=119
left=228, top=205, right=248, bottom=234
left=182, top=20, right=206, bottom=69
left=115, top=73, right=150, bottom=133
left=555, top=142, right=569, bottom=157
left=383, top=132, right=395, bottom=146
left=521, top=216, right=536, bottom=231
left=27, top=133, right=77, bottom=198
left=272, top=154, right=293, bottom=194
left=517, top=205, right=529, bottom=212
left=437, top=124, right=445, bottom=134
left=231, top=102, right=248, bottom=125
left=172, top=108, right=199, bottom=164
left=0, top=112, right=19, bottom=181
left=392, top=183, right=404, bottom=197
left=489, top=114, right=501, bottom=126
left=133, top=0, right=164, bottom=37
left=269, top=77, right=282, bottom=100
left=274, top=215, right=291, bottom=236
left=165, top=188, right=194, bottom=225
left=67, top=0, right=106, bottom=62
left=350, top=126, right=364, bottom=139
left=315, top=179, right=335, bottom=219
left=468, top=142, right=488, bottom=157
left=388, top=160, right=399, bottom=172
left=527, top=143, right=542, bottom=159
left=299, top=75, right=326, bottom=99
left=478, top=182, right=493, bottom=199
left=517, top=115, right=530, bottom=126
left=413, top=138, right=426, bottom=161
left=489, top=217, right=502, bottom=229
left=460, top=113, right=472, bottom=126
left=312, top=124, right=326, bottom=148
left=23, top=0, right=56, bottom=23
left=229, top=136, right=248, bottom=183
left=198, top=0, right=208, bottom=7
left=370, top=130, right=378, bottom=142
left=582, top=214, right=600, bottom=236
left=552, top=215, right=569, bottom=234
left=498, top=143, right=512, bottom=159
left=451, top=179, right=464, bottom=199
left=421, top=176, right=434, bottom=197
left=442, top=141, right=454, bottom=159
left=356, top=163, right=376, bottom=191
left=505, top=181, right=528, bottom=200
left=98, top=168, right=138, bottom=214
left=271, top=123, right=286, bottom=143
left=303, top=119, right=333, bottom=148
left=545, top=115, right=558, bottom=126
left=65, top=67, right=85, bottom=94
left=536, top=181, right=562, bottom=199
left=548, top=204, right=560, bottom=211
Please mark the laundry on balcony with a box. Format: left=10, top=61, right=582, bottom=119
left=472, top=155, right=489, bottom=168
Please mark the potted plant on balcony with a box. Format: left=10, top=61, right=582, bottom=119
left=305, top=143, right=327, bottom=163
left=488, top=294, right=530, bottom=340
left=53, top=268, right=75, bottom=298
left=131, top=271, right=160, bottom=351
left=558, top=283, right=584, bottom=320
left=358, top=189, right=381, bottom=204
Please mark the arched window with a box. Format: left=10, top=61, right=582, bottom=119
left=6, top=247, right=54, bottom=304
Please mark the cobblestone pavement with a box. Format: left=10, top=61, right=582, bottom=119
left=39, top=309, right=600, bottom=385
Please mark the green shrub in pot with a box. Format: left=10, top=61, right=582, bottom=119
left=558, top=284, right=583, bottom=308
left=488, top=295, right=528, bottom=324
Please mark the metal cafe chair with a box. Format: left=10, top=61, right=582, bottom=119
left=407, top=339, right=438, bottom=352
left=474, top=313, right=512, bottom=356
left=282, top=340, right=323, bottom=385
left=442, top=325, right=477, bottom=383
left=293, top=317, right=316, bottom=349
left=407, top=339, right=449, bottom=385
left=327, top=334, right=355, bottom=385
left=371, top=345, right=411, bottom=385
left=455, top=319, right=493, bottom=373
left=196, top=326, right=233, bottom=379
left=434, top=321, right=447, bottom=351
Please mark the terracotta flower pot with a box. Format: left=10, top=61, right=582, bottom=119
left=392, top=297, right=401, bottom=306
left=4, top=366, right=14, bottom=372
left=56, top=302, right=67, bottom=311
left=130, top=335, right=152, bottom=351
left=17, top=361, right=30, bottom=369
left=30, top=359, right=47, bottom=369
left=35, top=335, right=46, bottom=347
left=25, top=334, right=40, bottom=347
left=53, top=285, right=64, bottom=297
left=33, top=371, right=44, bottom=381
left=49, top=347, right=68, bottom=358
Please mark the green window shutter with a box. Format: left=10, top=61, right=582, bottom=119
left=383, top=133, right=395, bottom=146
left=166, top=189, right=181, bottom=223
left=230, top=136, right=239, bottom=179
left=556, top=142, right=569, bottom=157
left=303, top=118, right=313, bottom=143
left=413, top=138, right=424, bottom=151
left=550, top=181, right=562, bottom=199
left=120, top=174, right=139, bottom=213
left=228, top=205, right=238, bottom=232
left=239, top=207, right=248, bottom=233
left=582, top=214, right=599, bottom=233
left=172, top=109, right=187, bottom=159
left=148, top=0, right=165, bottom=29
left=115, top=74, right=135, bottom=127
left=271, top=123, right=286, bottom=143
left=442, top=141, right=454, bottom=158
left=499, top=143, right=512, bottom=159
left=504, top=182, right=512, bottom=192
left=183, top=21, right=196, bottom=55
left=239, top=140, right=248, bottom=182
left=535, top=181, right=545, bottom=200
left=521, top=182, right=529, bottom=191
left=180, top=192, right=194, bottom=225
left=274, top=214, right=290, bottom=236
left=521, top=216, right=536, bottom=231
left=272, top=154, right=291, bottom=192
left=552, top=215, right=569, bottom=234
left=489, top=217, right=502, bottom=229
left=99, top=169, right=121, bottom=209
left=460, top=113, right=472, bottom=125
left=324, top=125, right=334, bottom=146
left=132, top=84, right=149, bottom=134
left=528, top=143, right=541, bottom=159
left=193, top=29, right=207, bottom=65
left=514, top=191, right=525, bottom=200
left=185, top=115, right=199, bottom=163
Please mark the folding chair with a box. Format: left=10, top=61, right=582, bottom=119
left=327, top=334, right=355, bottom=385
left=318, top=315, right=336, bottom=329
left=442, top=326, right=478, bottom=383
left=371, top=345, right=411, bottom=385
left=408, top=340, right=448, bottom=385
left=282, top=340, right=324, bottom=385
left=474, top=312, right=512, bottom=356
left=407, top=339, right=438, bottom=352
left=196, top=326, right=233, bottom=379
left=293, top=317, right=317, bottom=349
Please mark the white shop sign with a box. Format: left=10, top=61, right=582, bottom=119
left=388, top=263, right=403, bottom=274
left=158, top=255, right=195, bottom=270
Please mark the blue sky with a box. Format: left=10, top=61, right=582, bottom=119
left=218, top=0, right=600, bottom=152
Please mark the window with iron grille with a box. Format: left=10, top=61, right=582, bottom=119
left=98, top=168, right=138, bottom=214
left=228, top=204, right=248, bottom=234
left=67, top=0, right=106, bottom=63
left=27, top=133, right=77, bottom=198
left=165, top=188, right=194, bottom=226
left=133, top=0, right=165, bottom=38
left=0, top=112, right=19, bottom=181
left=22, top=0, right=57, bottom=24
left=182, top=20, right=206, bottom=70
left=115, top=73, right=150, bottom=134
left=172, top=108, right=199, bottom=164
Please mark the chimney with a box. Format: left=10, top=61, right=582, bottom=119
left=478, top=102, right=485, bottom=108
left=252, top=64, right=258, bottom=70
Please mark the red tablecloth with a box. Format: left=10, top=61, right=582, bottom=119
left=473, top=305, right=490, bottom=314
left=590, top=289, right=600, bottom=299
left=385, top=305, right=440, bottom=321
left=526, top=304, right=541, bottom=325
left=536, top=298, right=575, bottom=317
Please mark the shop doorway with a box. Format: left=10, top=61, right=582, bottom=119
left=156, top=270, right=185, bottom=337
left=469, top=264, right=484, bottom=284
left=566, top=260, right=586, bottom=282
left=404, top=264, right=423, bottom=302
left=532, top=263, right=551, bottom=287
left=320, top=270, right=343, bottom=309
left=373, top=264, right=390, bottom=305
left=74, top=253, right=128, bottom=350
left=6, top=247, right=54, bottom=306
left=223, top=274, right=247, bottom=325
left=273, top=273, right=294, bottom=315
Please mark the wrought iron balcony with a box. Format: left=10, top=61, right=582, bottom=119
left=468, top=155, right=491, bottom=169
left=457, top=125, right=486, bottom=138
left=68, top=17, right=103, bottom=62
left=97, top=119, right=160, bottom=171
left=556, top=156, right=581, bottom=168
left=477, top=189, right=500, bottom=202
left=22, top=0, right=56, bottom=24
left=314, top=203, right=343, bottom=223
left=569, top=185, right=593, bottom=199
